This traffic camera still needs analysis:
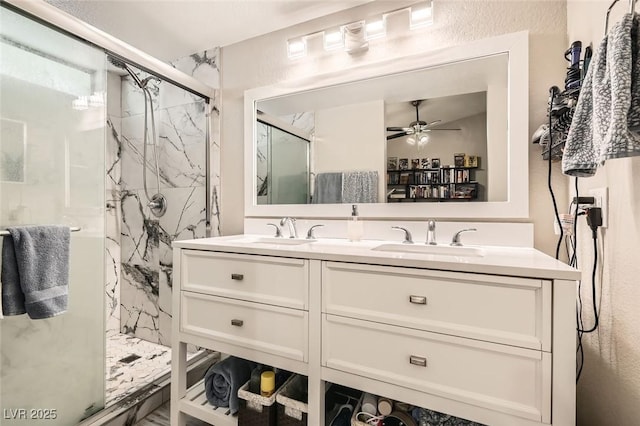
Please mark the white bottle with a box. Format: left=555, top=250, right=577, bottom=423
left=347, top=204, right=364, bottom=241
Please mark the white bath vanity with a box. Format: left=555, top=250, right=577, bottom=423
left=170, top=236, right=579, bottom=426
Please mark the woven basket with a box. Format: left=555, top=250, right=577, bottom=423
left=276, top=375, right=308, bottom=426
left=238, top=375, right=294, bottom=426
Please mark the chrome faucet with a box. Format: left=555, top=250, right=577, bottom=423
left=280, top=217, right=298, bottom=239
left=426, top=220, right=437, bottom=245
left=391, top=226, right=414, bottom=244
left=266, top=223, right=282, bottom=238
left=450, top=228, right=477, bottom=246
left=306, top=224, right=325, bottom=240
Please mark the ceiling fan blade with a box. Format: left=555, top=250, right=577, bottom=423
left=386, top=132, right=410, bottom=140
left=428, top=128, right=462, bottom=131
left=386, top=127, right=412, bottom=132
left=426, top=120, right=442, bottom=126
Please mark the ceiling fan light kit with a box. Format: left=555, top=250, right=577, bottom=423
left=386, top=99, right=461, bottom=145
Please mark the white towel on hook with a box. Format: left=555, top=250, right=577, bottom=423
left=563, top=13, right=640, bottom=176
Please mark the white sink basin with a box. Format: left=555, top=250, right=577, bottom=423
left=253, top=237, right=315, bottom=245
left=372, top=243, right=485, bottom=257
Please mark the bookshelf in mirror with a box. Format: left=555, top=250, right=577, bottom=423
left=387, top=166, right=480, bottom=202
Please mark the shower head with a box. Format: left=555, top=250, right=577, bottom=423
left=107, top=55, right=144, bottom=88
left=106, top=55, right=126, bottom=69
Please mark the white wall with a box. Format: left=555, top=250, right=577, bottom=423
left=314, top=100, right=385, bottom=201
left=567, top=2, right=640, bottom=424
left=221, top=0, right=568, bottom=256
left=486, top=83, right=508, bottom=201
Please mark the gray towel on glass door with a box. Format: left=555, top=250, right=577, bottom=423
left=313, top=172, right=343, bottom=203
left=342, top=171, right=378, bottom=203
left=204, top=356, right=256, bottom=414
left=563, top=14, right=640, bottom=176
left=1, top=226, right=70, bottom=319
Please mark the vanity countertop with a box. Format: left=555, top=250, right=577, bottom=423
left=173, top=235, right=580, bottom=281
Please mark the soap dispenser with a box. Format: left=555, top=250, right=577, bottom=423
left=347, top=204, right=364, bottom=242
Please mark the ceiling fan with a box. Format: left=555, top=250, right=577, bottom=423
left=386, top=100, right=461, bottom=145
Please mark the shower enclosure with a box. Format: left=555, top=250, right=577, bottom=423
left=256, top=120, right=310, bottom=205
left=0, top=2, right=219, bottom=424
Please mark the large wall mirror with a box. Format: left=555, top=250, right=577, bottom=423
left=244, top=31, right=529, bottom=219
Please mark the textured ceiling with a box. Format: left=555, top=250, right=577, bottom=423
left=45, top=0, right=372, bottom=61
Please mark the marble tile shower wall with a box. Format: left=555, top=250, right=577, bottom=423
left=106, top=48, right=220, bottom=345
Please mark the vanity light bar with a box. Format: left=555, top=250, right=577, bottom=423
left=286, top=1, right=433, bottom=59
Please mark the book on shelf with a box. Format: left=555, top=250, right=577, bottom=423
left=389, top=187, right=407, bottom=198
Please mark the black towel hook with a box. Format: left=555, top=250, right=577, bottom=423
left=605, top=0, right=638, bottom=34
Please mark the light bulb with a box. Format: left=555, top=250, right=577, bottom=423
left=287, top=38, right=307, bottom=59
left=406, top=135, right=416, bottom=145
left=410, top=3, right=434, bottom=29
left=418, top=134, right=430, bottom=145
left=365, top=18, right=386, bottom=40
left=324, top=28, right=344, bottom=50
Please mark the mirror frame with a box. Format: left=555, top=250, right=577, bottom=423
left=244, top=31, right=529, bottom=219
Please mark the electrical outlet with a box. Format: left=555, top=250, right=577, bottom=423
left=588, top=187, right=608, bottom=228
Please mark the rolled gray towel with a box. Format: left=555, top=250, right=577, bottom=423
left=1, top=225, right=70, bottom=319
left=204, top=356, right=256, bottom=414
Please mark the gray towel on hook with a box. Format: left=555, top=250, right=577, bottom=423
left=313, top=172, right=343, bottom=203
left=1, top=226, right=70, bottom=319
left=563, top=14, right=640, bottom=176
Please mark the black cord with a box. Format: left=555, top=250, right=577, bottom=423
left=547, top=87, right=563, bottom=259
left=571, top=178, right=579, bottom=267
left=576, top=228, right=600, bottom=382
left=578, top=234, right=599, bottom=333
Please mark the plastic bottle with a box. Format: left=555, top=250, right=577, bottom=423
left=347, top=204, right=364, bottom=242
left=260, top=370, right=275, bottom=397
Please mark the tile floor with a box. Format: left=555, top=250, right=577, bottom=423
left=134, top=402, right=208, bottom=425
left=106, top=331, right=199, bottom=407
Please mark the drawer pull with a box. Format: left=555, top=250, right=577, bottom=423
left=409, top=295, right=427, bottom=305
left=231, top=273, right=244, bottom=281
left=409, top=355, right=427, bottom=367
left=231, top=319, right=244, bottom=327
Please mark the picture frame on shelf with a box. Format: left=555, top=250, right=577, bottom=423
left=387, top=157, right=398, bottom=170
left=454, top=153, right=466, bottom=167
left=411, top=158, right=420, bottom=169
left=431, top=158, right=441, bottom=168
left=465, top=155, right=479, bottom=167
left=421, top=158, right=431, bottom=169
left=398, top=158, right=409, bottom=170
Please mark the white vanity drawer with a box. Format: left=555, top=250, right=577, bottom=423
left=181, top=291, right=308, bottom=362
left=180, top=250, right=308, bottom=309
left=322, top=314, right=551, bottom=423
left=322, top=262, right=551, bottom=350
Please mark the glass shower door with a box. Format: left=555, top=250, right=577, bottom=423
left=0, top=5, right=106, bottom=424
left=256, top=121, right=310, bottom=205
